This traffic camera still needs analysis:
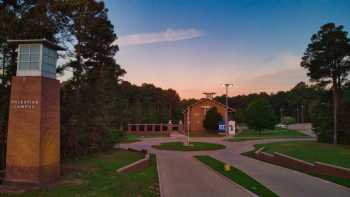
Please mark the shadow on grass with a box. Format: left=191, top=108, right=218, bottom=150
left=0, top=150, right=160, bottom=197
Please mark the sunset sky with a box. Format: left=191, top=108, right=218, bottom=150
left=104, top=0, right=350, bottom=99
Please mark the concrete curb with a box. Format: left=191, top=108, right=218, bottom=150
left=194, top=156, right=258, bottom=197
left=116, top=148, right=150, bottom=174
left=156, top=155, right=165, bottom=197
left=273, top=152, right=314, bottom=166
left=255, top=150, right=350, bottom=180
left=254, top=147, right=265, bottom=154
left=315, top=161, right=350, bottom=172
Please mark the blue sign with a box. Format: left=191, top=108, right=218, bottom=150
left=218, top=121, right=225, bottom=132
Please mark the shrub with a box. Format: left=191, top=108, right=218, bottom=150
left=310, top=103, right=332, bottom=143
left=102, top=129, right=123, bottom=148
left=339, top=101, right=350, bottom=144
left=203, top=107, right=223, bottom=132
left=282, top=116, right=296, bottom=125
left=246, top=99, right=277, bottom=131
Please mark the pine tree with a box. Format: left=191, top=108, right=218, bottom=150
left=301, top=23, right=350, bottom=144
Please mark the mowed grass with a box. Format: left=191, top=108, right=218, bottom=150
left=119, top=134, right=141, bottom=143
left=0, top=150, right=160, bottom=197
left=255, top=141, right=350, bottom=169
left=187, top=131, right=223, bottom=137
left=152, top=141, right=225, bottom=151
left=229, top=128, right=309, bottom=142
left=196, top=156, right=278, bottom=197
left=244, top=141, right=350, bottom=188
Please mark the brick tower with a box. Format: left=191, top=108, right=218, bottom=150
left=5, top=39, right=63, bottom=184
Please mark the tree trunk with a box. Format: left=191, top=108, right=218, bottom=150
left=296, top=104, right=299, bottom=123
left=1, top=49, right=5, bottom=79
left=332, top=82, right=338, bottom=144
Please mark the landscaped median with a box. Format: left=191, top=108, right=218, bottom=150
left=152, top=141, right=225, bottom=151
left=1, top=150, right=160, bottom=197
left=229, top=128, right=310, bottom=142
left=243, top=141, right=350, bottom=188
left=196, top=156, right=278, bottom=197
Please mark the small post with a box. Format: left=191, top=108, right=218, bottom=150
left=168, top=120, right=173, bottom=132
left=160, top=123, right=163, bottom=132
left=178, top=120, right=183, bottom=133
left=224, top=164, right=231, bottom=171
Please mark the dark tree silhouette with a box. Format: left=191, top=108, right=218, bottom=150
left=246, top=99, right=277, bottom=132
left=203, top=107, right=223, bottom=132
left=301, top=23, right=350, bottom=144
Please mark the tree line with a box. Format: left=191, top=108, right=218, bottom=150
left=215, top=23, right=350, bottom=144
left=216, top=80, right=349, bottom=144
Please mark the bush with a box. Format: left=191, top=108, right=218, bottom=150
left=246, top=99, right=277, bottom=131
left=310, top=103, right=332, bottom=143
left=282, top=116, right=296, bottom=125
left=339, top=101, right=350, bottom=144
left=235, top=108, right=246, bottom=123
left=203, top=107, right=223, bottom=132
left=102, top=129, right=123, bottom=148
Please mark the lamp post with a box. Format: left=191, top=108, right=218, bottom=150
left=185, top=107, right=190, bottom=146
left=223, top=83, right=233, bottom=136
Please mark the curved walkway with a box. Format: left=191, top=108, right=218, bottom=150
left=120, top=134, right=350, bottom=197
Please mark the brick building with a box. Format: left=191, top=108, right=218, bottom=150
left=183, top=98, right=234, bottom=133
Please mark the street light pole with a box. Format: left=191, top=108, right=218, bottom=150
left=187, top=107, right=190, bottom=145
left=223, top=83, right=233, bottom=136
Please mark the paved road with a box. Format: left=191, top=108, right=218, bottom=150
left=157, top=151, right=251, bottom=197
left=287, top=123, right=316, bottom=137
left=120, top=137, right=251, bottom=197
left=120, top=135, right=350, bottom=197
left=209, top=138, right=350, bottom=197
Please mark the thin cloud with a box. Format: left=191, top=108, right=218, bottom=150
left=114, top=28, right=203, bottom=47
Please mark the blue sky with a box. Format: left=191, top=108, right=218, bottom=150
left=104, top=0, right=350, bottom=98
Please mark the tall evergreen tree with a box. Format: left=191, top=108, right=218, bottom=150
left=301, top=23, right=350, bottom=144
left=59, top=0, right=126, bottom=156
left=203, top=107, right=223, bottom=132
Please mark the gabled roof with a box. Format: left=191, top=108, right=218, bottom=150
left=184, top=98, right=235, bottom=112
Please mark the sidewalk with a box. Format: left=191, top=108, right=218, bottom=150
left=156, top=151, right=251, bottom=197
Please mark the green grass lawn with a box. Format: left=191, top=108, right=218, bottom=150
left=229, top=128, right=309, bottom=142
left=255, top=141, right=350, bottom=169
left=196, top=156, right=278, bottom=197
left=119, top=134, right=141, bottom=143
left=152, top=141, right=225, bottom=151
left=0, top=150, right=159, bottom=197
left=244, top=141, right=350, bottom=188
left=187, top=131, right=223, bottom=137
